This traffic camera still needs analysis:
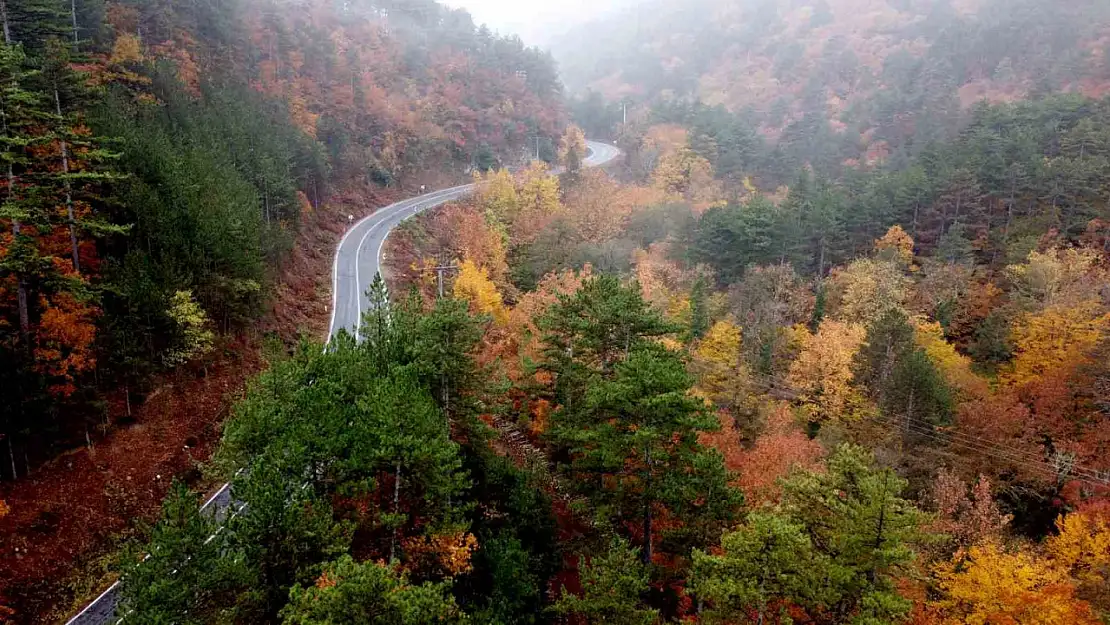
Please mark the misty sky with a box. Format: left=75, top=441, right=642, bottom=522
left=443, top=0, right=635, bottom=45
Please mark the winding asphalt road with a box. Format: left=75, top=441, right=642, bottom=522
left=327, top=140, right=621, bottom=340
left=63, top=140, right=619, bottom=625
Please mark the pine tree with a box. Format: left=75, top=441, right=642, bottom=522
left=541, top=277, right=741, bottom=562
left=408, top=296, right=483, bottom=413
left=282, top=556, right=463, bottom=625
left=855, top=309, right=953, bottom=432
left=779, top=445, right=927, bottom=624
left=552, top=538, right=659, bottom=625
left=119, top=482, right=251, bottom=624
left=688, top=276, right=710, bottom=341
left=539, top=274, right=675, bottom=384
left=355, top=370, right=469, bottom=562
left=229, top=456, right=352, bottom=619
left=0, top=42, right=34, bottom=347
left=692, top=512, right=828, bottom=624
left=0, top=0, right=69, bottom=50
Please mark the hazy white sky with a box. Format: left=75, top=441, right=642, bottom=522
left=442, top=0, right=632, bottom=45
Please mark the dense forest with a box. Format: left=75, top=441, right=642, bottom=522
left=0, top=0, right=563, bottom=477
left=0, top=0, right=564, bottom=620
left=4, top=0, right=1110, bottom=623
left=373, top=111, right=1110, bottom=620
left=562, top=0, right=1110, bottom=180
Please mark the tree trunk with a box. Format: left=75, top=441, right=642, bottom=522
left=7, top=435, right=16, bottom=480
left=7, top=162, right=29, bottom=344
left=642, top=446, right=652, bottom=566
left=2, top=94, right=30, bottom=343
left=874, top=476, right=888, bottom=550
left=0, top=0, right=10, bottom=44
left=880, top=342, right=895, bottom=386
left=912, top=197, right=920, bottom=238
left=70, top=0, right=79, bottom=47
left=55, top=87, right=80, bottom=274
left=1052, top=180, right=1061, bottom=222
left=1005, top=177, right=1016, bottom=241
left=16, top=272, right=28, bottom=342
left=390, top=460, right=401, bottom=563
left=903, top=388, right=915, bottom=439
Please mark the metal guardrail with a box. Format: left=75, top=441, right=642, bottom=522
left=62, top=482, right=235, bottom=625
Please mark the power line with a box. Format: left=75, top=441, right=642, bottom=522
left=759, top=375, right=1110, bottom=488
left=881, top=412, right=1091, bottom=476
left=869, top=412, right=1110, bottom=489
left=922, top=423, right=1109, bottom=484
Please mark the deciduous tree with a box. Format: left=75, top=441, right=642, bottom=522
left=787, top=319, right=868, bottom=425
left=558, top=124, right=587, bottom=173
left=827, top=257, right=910, bottom=326
left=934, top=541, right=1101, bottom=625
left=453, top=258, right=508, bottom=325
left=690, top=318, right=746, bottom=408
left=1004, top=300, right=1110, bottom=387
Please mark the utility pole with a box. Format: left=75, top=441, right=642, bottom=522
left=427, top=252, right=459, bottom=414
left=431, top=252, right=458, bottom=298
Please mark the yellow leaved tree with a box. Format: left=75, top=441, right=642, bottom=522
left=109, top=33, right=144, bottom=65
left=691, top=319, right=748, bottom=407
left=558, top=124, right=587, bottom=173
left=453, top=259, right=508, bottom=325
left=563, top=169, right=637, bottom=244
left=875, top=224, right=916, bottom=270
left=651, top=146, right=720, bottom=208
left=518, top=161, right=561, bottom=216
left=163, top=290, right=215, bottom=366
left=914, top=320, right=990, bottom=399
left=933, top=541, right=1101, bottom=625
left=1004, top=300, right=1110, bottom=387
left=475, top=168, right=519, bottom=229
left=1007, top=247, right=1108, bottom=307
left=827, top=257, right=911, bottom=325
left=402, top=530, right=479, bottom=578
left=1047, top=511, right=1110, bottom=608
left=786, top=320, right=868, bottom=424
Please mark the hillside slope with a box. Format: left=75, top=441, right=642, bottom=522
left=0, top=0, right=566, bottom=621
left=557, top=0, right=1110, bottom=158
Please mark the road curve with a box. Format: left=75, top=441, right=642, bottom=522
left=63, top=140, right=619, bottom=625
left=328, top=140, right=620, bottom=340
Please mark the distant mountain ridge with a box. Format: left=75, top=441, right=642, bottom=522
left=554, top=0, right=1110, bottom=150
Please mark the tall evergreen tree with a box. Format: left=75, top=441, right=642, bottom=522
left=119, top=482, right=251, bottom=624
left=229, top=457, right=352, bottom=619
left=552, top=538, right=659, bottom=625
left=781, top=445, right=927, bottom=624
left=541, top=276, right=741, bottom=562
left=688, top=276, right=710, bottom=341
left=282, top=556, right=463, bottom=625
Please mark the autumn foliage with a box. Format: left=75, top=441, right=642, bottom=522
left=934, top=541, right=1103, bottom=625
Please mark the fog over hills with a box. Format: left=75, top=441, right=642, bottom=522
left=443, top=0, right=642, bottom=45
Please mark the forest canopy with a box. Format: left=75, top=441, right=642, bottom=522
left=4, top=0, right=1110, bottom=623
